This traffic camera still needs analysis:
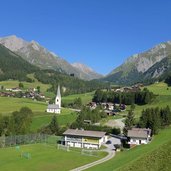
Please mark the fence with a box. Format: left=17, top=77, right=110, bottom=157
left=0, top=134, right=62, bottom=148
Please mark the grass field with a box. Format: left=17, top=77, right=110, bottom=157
left=62, top=91, right=94, bottom=105
left=0, top=143, right=107, bottom=171
left=87, top=126, right=171, bottom=171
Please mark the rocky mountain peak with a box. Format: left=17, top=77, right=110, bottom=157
left=104, top=40, right=171, bottom=85
left=0, top=35, right=28, bottom=51
left=0, top=35, right=102, bottom=80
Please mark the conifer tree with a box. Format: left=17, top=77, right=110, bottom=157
left=49, top=115, right=59, bottom=135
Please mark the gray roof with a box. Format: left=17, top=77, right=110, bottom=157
left=63, top=129, right=106, bottom=138
left=47, top=104, right=60, bottom=109
left=127, top=128, right=151, bottom=138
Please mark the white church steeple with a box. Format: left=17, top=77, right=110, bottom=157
left=55, top=85, right=61, bottom=108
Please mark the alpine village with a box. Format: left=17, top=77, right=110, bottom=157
left=0, top=1, right=171, bottom=171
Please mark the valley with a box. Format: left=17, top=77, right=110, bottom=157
left=1, top=1, right=171, bottom=171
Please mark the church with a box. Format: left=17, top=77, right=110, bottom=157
left=46, top=85, right=61, bottom=114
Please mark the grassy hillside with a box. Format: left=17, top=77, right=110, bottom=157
left=0, top=143, right=106, bottom=171
left=0, top=97, right=77, bottom=131
left=0, top=97, right=46, bottom=114
left=31, top=111, right=77, bottom=131
left=118, top=140, right=171, bottom=171
left=87, top=126, right=171, bottom=171
left=128, top=82, right=171, bottom=117
left=0, top=76, right=51, bottom=93
left=62, top=91, right=94, bottom=105
left=145, top=82, right=171, bottom=95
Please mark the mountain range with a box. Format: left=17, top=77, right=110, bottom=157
left=0, top=43, right=106, bottom=94
left=103, top=41, right=171, bottom=85
left=0, top=35, right=171, bottom=85
left=0, top=35, right=102, bottom=81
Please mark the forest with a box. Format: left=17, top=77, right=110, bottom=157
left=93, top=88, right=155, bottom=105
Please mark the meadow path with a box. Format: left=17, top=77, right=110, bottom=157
left=70, top=149, right=115, bottom=171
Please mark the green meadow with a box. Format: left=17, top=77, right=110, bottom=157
left=0, top=143, right=107, bottom=171
left=31, top=111, right=78, bottom=131
left=62, top=91, right=94, bottom=105
left=0, top=97, right=47, bottom=114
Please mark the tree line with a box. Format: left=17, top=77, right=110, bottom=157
left=139, top=106, right=171, bottom=134
left=124, top=106, right=171, bottom=135
left=93, top=88, right=155, bottom=105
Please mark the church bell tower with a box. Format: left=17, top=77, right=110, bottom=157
left=55, top=85, right=61, bottom=108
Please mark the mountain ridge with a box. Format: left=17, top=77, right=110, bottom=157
left=0, top=35, right=102, bottom=80
left=103, top=41, right=171, bottom=85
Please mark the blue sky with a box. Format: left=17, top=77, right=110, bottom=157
left=0, top=0, right=171, bottom=75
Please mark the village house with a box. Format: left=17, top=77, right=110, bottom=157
left=88, top=102, right=97, bottom=110
left=115, top=86, right=141, bottom=93
left=127, top=128, right=152, bottom=146
left=106, top=103, right=114, bottom=110
left=63, top=129, right=108, bottom=149
left=101, top=102, right=114, bottom=111
left=11, top=87, right=22, bottom=92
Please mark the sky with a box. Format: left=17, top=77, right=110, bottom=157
left=0, top=0, right=171, bottom=75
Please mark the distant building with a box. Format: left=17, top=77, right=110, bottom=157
left=127, top=128, right=151, bottom=146
left=63, top=129, right=108, bottom=149
left=46, top=85, right=61, bottom=114
left=6, top=87, right=22, bottom=92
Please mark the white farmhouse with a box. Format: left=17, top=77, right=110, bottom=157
left=63, top=129, right=108, bottom=149
left=46, top=85, right=61, bottom=114
left=127, top=128, right=151, bottom=145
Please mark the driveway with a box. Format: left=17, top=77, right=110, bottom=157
left=70, top=148, right=115, bottom=171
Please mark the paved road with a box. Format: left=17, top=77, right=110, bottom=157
left=70, top=149, right=115, bottom=171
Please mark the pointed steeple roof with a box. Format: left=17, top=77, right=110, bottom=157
left=57, top=85, right=61, bottom=97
